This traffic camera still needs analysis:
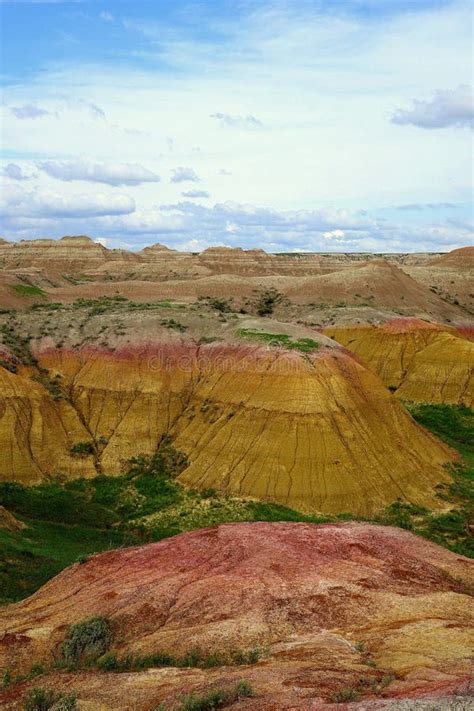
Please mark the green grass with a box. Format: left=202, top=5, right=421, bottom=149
left=407, top=403, right=473, bottom=464
left=0, top=519, right=136, bottom=605
left=96, top=646, right=260, bottom=673
left=237, top=328, right=319, bottom=353
left=10, top=284, right=46, bottom=299
left=393, top=403, right=474, bottom=557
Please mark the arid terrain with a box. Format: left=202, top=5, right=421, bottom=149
left=0, top=238, right=472, bottom=710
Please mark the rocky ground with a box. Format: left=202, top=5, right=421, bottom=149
left=0, top=522, right=472, bottom=710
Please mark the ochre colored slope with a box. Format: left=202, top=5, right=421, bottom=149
left=0, top=365, right=96, bottom=484
left=0, top=522, right=472, bottom=708
left=325, top=319, right=474, bottom=406
left=0, top=342, right=452, bottom=515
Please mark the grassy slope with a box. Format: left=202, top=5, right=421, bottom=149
left=0, top=405, right=472, bottom=605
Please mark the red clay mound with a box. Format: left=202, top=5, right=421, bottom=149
left=429, top=246, right=474, bottom=269
left=0, top=522, right=472, bottom=709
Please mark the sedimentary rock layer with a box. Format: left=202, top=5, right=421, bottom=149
left=325, top=319, right=474, bottom=406
left=0, top=522, right=472, bottom=708
left=0, top=365, right=96, bottom=483
left=1, top=343, right=453, bottom=514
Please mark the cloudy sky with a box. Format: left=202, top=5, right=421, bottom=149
left=1, top=0, right=472, bottom=252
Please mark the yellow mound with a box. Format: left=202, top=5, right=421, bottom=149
left=0, top=343, right=453, bottom=515
left=324, top=320, right=474, bottom=407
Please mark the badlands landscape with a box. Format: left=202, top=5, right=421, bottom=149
left=0, top=237, right=472, bottom=709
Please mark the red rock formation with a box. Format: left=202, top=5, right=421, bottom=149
left=0, top=522, right=472, bottom=709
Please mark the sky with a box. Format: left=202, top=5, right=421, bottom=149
left=0, top=0, right=473, bottom=253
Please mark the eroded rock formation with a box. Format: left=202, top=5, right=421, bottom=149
left=0, top=522, right=472, bottom=709
left=0, top=343, right=453, bottom=514
left=325, top=319, right=474, bottom=406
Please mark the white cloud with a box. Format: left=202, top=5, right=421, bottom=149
left=181, top=189, right=210, bottom=198
left=10, top=104, right=52, bottom=119
left=2, top=163, right=33, bottom=181
left=99, top=11, right=114, bottom=22
left=37, top=158, right=161, bottom=186
left=87, top=200, right=473, bottom=252
left=1, top=184, right=135, bottom=219
left=1, top=194, right=471, bottom=253
left=210, top=112, right=262, bottom=129
left=170, top=166, right=200, bottom=183
left=392, top=85, right=473, bottom=129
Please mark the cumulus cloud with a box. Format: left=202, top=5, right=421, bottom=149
left=0, top=184, right=135, bottom=219
left=181, top=189, right=210, bottom=198
left=170, top=166, right=200, bottom=183
left=10, top=103, right=52, bottom=120
left=210, top=112, right=262, bottom=129
left=392, top=85, right=473, bottom=129
left=37, top=158, right=161, bottom=186
left=1, top=196, right=471, bottom=253
left=2, top=163, right=32, bottom=181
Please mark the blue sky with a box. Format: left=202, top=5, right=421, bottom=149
left=0, top=0, right=472, bottom=252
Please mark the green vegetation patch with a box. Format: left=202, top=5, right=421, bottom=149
left=10, top=284, right=46, bottom=299
left=70, top=296, right=186, bottom=314
left=169, top=681, right=255, bottom=711
left=96, top=646, right=260, bottom=673
left=23, top=688, right=77, bottom=710
left=60, top=616, right=113, bottom=666
left=237, top=328, right=319, bottom=353
left=389, top=403, right=474, bottom=558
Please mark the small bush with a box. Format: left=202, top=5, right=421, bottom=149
left=177, top=681, right=255, bottom=710
left=97, top=651, right=119, bottom=671
left=252, top=287, right=288, bottom=317
left=60, top=616, right=113, bottom=666
left=69, top=442, right=95, bottom=457
left=331, top=687, right=360, bottom=703
left=23, top=688, right=77, bottom=711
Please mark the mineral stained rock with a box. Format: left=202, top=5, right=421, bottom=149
left=0, top=344, right=454, bottom=514
left=325, top=318, right=474, bottom=406
left=0, top=522, right=472, bottom=709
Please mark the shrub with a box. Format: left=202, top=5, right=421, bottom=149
left=60, top=616, right=113, bottom=666
left=177, top=680, right=255, bottom=710
left=69, top=442, right=95, bottom=457
left=23, top=688, right=77, bottom=711
left=252, top=287, right=288, bottom=316
left=331, top=687, right=360, bottom=703
left=97, top=651, right=119, bottom=671
left=199, top=297, right=233, bottom=313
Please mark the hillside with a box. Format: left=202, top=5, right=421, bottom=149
left=1, top=240, right=471, bottom=330
left=0, top=522, right=472, bottom=709
left=0, top=335, right=454, bottom=514
left=325, top=319, right=474, bottom=406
